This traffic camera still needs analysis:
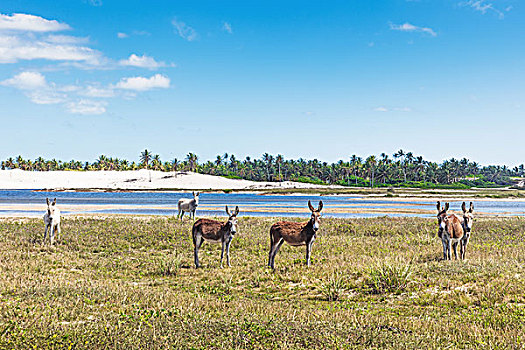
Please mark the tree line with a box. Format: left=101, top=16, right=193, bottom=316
left=1, top=149, right=524, bottom=189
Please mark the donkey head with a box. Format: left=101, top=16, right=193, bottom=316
left=46, top=197, right=58, bottom=219
left=225, top=205, right=239, bottom=234
left=436, top=201, right=449, bottom=233
left=308, top=200, right=323, bottom=232
left=192, top=191, right=200, bottom=204
left=461, top=202, right=474, bottom=233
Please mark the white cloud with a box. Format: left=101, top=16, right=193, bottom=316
left=45, top=34, right=89, bottom=44
left=0, top=14, right=103, bottom=64
left=373, top=106, right=412, bottom=112
left=119, top=54, right=168, bottom=69
left=115, top=74, right=170, bottom=91
left=394, top=107, right=412, bottom=112
left=172, top=18, right=198, bottom=41
left=459, top=1, right=506, bottom=19
left=0, top=13, right=70, bottom=32
left=0, top=71, right=65, bottom=104
left=2, top=70, right=171, bottom=114
left=389, top=22, right=437, bottom=37
left=1, top=71, right=47, bottom=89
left=67, top=99, right=107, bottom=115
left=223, top=22, right=233, bottom=34
left=0, top=35, right=102, bottom=63
left=117, top=32, right=128, bottom=39
left=27, top=89, right=66, bottom=104
left=88, top=0, right=103, bottom=6
left=81, top=85, right=115, bottom=98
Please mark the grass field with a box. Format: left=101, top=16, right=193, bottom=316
left=1, top=216, right=525, bottom=349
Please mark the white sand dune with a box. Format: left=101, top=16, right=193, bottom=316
left=0, top=169, right=340, bottom=190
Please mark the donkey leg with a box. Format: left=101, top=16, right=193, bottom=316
left=268, top=242, right=276, bottom=268
left=441, top=239, right=447, bottom=260
left=194, top=234, right=203, bottom=268
left=306, top=237, right=316, bottom=266
left=43, top=224, right=49, bottom=244
left=226, top=237, right=232, bottom=267
left=452, top=242, right=458, bottom=260
left=271, top=239, right=284, bottom=269
left=220, top=240, right=226, bottom=268
left=268, top=239, right=283, bottom=269
left=50, top=225, right=55, bottom=245
left=56, top=224, right=61, bottom=243
left=462, top=236, right=469, bottom=260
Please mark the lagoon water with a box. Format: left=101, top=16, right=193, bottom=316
left=0, top=190, right=524, bottom=218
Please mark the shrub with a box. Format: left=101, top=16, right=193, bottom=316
left=157, top=251, right=183, bottom=277
left=319, top=272, right=347, bottom=301
left=365, top=261, right=412, bottom=295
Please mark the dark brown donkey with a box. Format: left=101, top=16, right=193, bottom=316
left=460, top=202, right=474, bottom=259
left=268, top=200, right=323, bottom=269
left=192, top=206, right=239, bottom=268
left=436, top=201, right=464, bottom=260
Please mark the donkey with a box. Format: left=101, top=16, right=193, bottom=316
left=43, top=198, right=61, bottom=245
left=436, top=201, right=464, bottom=260
left=459, top=202, right=474, bottom=260
left=192, top=206, right=239, bottom=268
left=268, top=200, right=323, bottom=269
left=177, top=191, right=199, bottom=221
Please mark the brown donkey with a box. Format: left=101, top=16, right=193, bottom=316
left=436, top=201, right=465, bottom=260
left=268, top=200, right=323, bottom=269
left=192, top=206, right=239, bottom=268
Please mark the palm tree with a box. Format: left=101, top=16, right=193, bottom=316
left=172, top=158, right=179, bottom=172
left=186, top=153, right=198, bottom=172
left=275, top=154, right=284, bottom=181
left=140, top=149, right=152, bottom=169
left=262, top=153, right=273, bottom=181
left=365, top=155, right=377, bottom=188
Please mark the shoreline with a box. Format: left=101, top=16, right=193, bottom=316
left=0, top=169, right=524, bottom=202
left=3, top=188, right=525, bottom=202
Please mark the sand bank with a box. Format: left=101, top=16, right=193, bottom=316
left=0, top=169, right=342, bottom=191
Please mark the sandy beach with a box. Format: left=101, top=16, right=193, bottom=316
left=0, top=169, right=342, bottom=191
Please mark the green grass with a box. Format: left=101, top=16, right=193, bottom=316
left=1, top=216, right=525, bottom=349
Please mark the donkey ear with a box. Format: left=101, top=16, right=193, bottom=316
left=462, top=202, right=466, bottom=213
left=234, top=206, right=239, bottom=216
left=52, top=198, right=57, bottom=206
left=46, top=198, right=50, bottom=206
left=225, top=205, right=230, bottom=216
left=318, top=200, right=323, bottom=212
left=436, top=201, right=441, bottom=212
left=192, top=191, right=195, bottom=197
left=444, top=202, right=449, bottom=211
left=469, top=202, right=474, bottom=213
left=308, top=200, right=315, bottom=212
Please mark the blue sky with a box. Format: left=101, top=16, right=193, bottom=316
left=0, top=0, right=523, bottom=166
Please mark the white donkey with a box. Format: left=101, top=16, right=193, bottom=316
left=43, top=198, right=61, bottom=244
left=177, top=192, right=199, bottom=220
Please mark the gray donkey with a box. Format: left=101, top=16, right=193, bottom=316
left=177, top=191, right=199, bottom=220
left=43, top=198, right=61, bottom=244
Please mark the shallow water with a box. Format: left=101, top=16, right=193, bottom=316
left=0, top=190, right=524, bottom=218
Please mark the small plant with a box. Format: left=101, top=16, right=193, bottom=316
left=158, top=251, right=183, bottom=276
left=365, top=261, right=412, bottom=295
left=319, top=272, right=346, bottom=301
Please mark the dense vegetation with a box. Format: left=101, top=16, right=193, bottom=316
left=1, top=216, right=525, bottom=349
left=2, top=149, right=524, bottom=188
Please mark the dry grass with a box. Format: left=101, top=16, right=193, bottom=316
left=1, top=216, right=525, bottom=349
